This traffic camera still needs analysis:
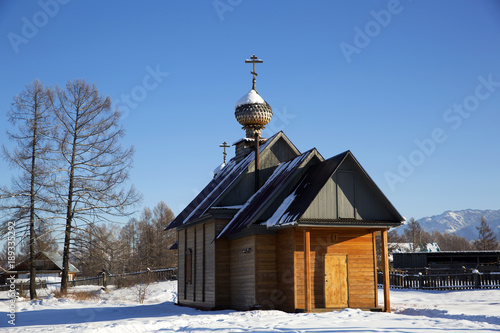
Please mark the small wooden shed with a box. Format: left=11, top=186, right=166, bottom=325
left=166, top=131, right=403, bottom=312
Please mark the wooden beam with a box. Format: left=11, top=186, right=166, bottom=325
left=304, top=229, right=312, bottom=312
left=381, top=229, right=391, bottom=313
left=193, top=226, right=197, bottom=302
left=372, top=231, right=378, bottom=308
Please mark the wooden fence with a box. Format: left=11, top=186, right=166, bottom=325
left=0, top=268, right=177, bottom=292
left=378, top=271, right=500, bottom=290
left=68, top=268, right=177, bottom=288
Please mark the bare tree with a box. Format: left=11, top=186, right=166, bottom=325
left=119, top=217, right=140, bottom=273
left=73, top=223, right=122, bottom=276
left=51, top=79, right=140, bottom=294
left=473, top=216, right=499, bottom=251
left=19, top=219, right=59, bottom=257
left=404, top=218, right=426, bottom=252
left=128, top=202, right=176, bottom=271
left=152, top=201, right=176, bottom=268
left=136, top=207, right=154, bottom=269
left=0, top=80, right=56, bottom=299
left=431, top=230, right=472, bottom=251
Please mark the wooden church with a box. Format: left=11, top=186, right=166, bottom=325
left=166, top=55, right=404, bottom=313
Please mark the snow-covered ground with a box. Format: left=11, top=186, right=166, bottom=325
left=1, top=281, right=499, bottom=332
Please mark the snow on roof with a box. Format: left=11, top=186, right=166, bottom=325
left=216, top=151, right=312, bottom=238
left=390, top=243, right=441, bottom=253
left=166, top=133, right=279, bottom=230
left=210, top=205, right=244, bottom=210
left=235, top=89, right=266, bottom=108
left=265, top=191, right=300, bottom=227
left=213, top=162, right=226, bottom=177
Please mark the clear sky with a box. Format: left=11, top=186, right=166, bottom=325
left=1, top=0, right=499, bottom=223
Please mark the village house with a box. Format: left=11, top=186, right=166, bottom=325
left=166, top=55, right=404, bottom=313
left=1, top=251, right=79, bottom=283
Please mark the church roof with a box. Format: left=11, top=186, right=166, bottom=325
left=167, top=131, right=404, bottom=236
left=166, top=132, right=281, bottom=230
left=265, top=151, right=348, bottom=227
left=266, top=151, right=404, bottom=228
left=216, top=148, right=318, bottom=239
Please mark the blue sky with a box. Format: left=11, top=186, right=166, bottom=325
left=1, top=0, right=499, bottom=223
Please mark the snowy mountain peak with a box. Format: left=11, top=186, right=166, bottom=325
left=415, top=209, right=500, bottom=241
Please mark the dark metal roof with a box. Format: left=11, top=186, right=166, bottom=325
left=216, top=149, right=316, bottom=239
left=266, top=151, right=349, bottom=227
left=165, top=132, right=280, bottom=230
left=14, top=251, right=79, bottom=273
left=266, top=150, right=404, bottom=228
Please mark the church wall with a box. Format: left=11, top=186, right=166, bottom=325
left=177, top=220, right=219, bottom=309
left=214, top=220, right=231, bottom=308
left=254, top=234, right=278, bottom=309
left=229, top=236, right=256, bottom=309
left=275, top=228, right=296, bottom=312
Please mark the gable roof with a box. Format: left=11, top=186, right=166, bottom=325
left=167, top=132, right=404, bottom=236
left=14, top=251, right=79, bottom=273
left=265, top=151, right=348, bottom=227
left=166, top=132, right=293, bottom=230
left=215, top=149, right=320, bottom=239
left=266, top=151, right=404, bottom=228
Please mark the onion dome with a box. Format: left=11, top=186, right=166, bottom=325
left=234, top=54, right=273, bottom=138
left=235, top=89, right=273, bottom=138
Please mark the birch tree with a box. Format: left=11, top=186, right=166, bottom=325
left=0, top=80, right=56, bottom=299
left=52, top=79, right=140, bottom=294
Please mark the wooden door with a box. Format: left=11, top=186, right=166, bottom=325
left=324, top=253, right=348, bottom=308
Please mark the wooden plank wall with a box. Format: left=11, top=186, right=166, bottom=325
left=177, top=221, right=219, bottom=309
left=229, top=236, right=256, bottom=309
left=293, top=228, right=377, bottom=310
left=214, top=220, right=230, bottom=307
left=276, top=229, right=296, bottom=312
left=254, top=235, right=278, bottom=309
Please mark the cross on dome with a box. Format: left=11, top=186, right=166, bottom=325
left=235, top=54, right=273, bottom=139
left=245, top=54, right=263, bottom=90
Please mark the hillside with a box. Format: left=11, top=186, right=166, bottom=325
left=412, top=209, right=500, bottom=241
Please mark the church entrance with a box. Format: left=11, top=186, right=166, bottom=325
left=324, top=253, right=349, bottom=308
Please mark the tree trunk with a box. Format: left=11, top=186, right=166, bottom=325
left=29, top=109, right=38, bottom=300
left=60, top=121, right=78, bottom=295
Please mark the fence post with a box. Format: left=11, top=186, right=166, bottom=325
left=418, top=272, right=423, bottom=290
left=102, top=270, right=107, bottom=291
left=473, top=269, right=480, bottom=289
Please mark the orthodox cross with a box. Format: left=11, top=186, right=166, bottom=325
left=219, top=141, right=230, bottom=164
left=245, top=54, right=263, bottom=90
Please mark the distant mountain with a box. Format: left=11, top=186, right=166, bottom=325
left=409, top=209, right=500, bottom=241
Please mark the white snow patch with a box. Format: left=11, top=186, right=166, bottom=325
left=2, top=281, right=500, bottom=332
left=211, top=205, right=244, bottom=210
left=266, top=191, right=299, bottom=227
left=235, top=89, right=265, bottom=108
left=213, top=162, right=225, bottom=177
